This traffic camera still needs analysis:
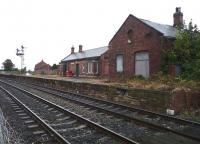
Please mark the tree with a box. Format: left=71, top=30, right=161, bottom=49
left=21, top=67, right=26, bottom=74
left=51, top=64, right=58, bottom=70
left=2, top=59, right=15, bottom=71
left=163, top=20, right=200, bottom=80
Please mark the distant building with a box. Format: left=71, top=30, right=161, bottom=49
left=61, top=45, right=108, bottom=77
left=34, top=60, right=51, bottom=74
left=61, top=7, right=183, bottom=78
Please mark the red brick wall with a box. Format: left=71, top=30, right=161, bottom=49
left=34, top=62, right=50, bottom=74
left=170, top=89, right=200, bottom=113
left=100, top=52, right=109, bottom=76
left=108, top=15, right=172, bottom=77
left=65, top=58, right=100, bottom=76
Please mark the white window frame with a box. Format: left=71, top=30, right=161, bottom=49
left=87, top=62, right=93, bottom=74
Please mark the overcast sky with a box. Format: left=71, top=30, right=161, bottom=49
left=0, top=0, right=199, bottom=70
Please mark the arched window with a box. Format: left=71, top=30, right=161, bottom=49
left=127, top=29, right=133, bottom=44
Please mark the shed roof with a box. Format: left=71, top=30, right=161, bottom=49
left=62, top=46, right=108, bottom=62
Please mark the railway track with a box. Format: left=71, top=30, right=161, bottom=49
left=0, top=81, right=138, bottom=144
left=0, top=86, right=67, bottom=144
left=0, top=78, right=200, bottom=144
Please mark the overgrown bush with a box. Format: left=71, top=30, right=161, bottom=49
left=163, top=21, right=200, bottom=80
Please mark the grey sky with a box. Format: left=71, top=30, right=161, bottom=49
left=0, top=0, right=199, bottom=70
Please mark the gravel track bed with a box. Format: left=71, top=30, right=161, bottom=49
left=0, top=88, right=54, bottom=144
left=2, top=84, right=119, bottom=144
left=46, top=87, right=200, bottom=136
left=18, top=79, right=199, bottom=136
left=4, top=78, right=200, bottom=132
left=9, top=81, right=200, bottom=144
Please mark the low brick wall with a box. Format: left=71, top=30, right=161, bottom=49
left=170, top=88, right=200, bottom=113
left=1, top=74, right=199, bottom=114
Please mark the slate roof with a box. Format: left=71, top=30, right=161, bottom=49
left=140, top=18, right=177, bottom=38
left=62, top=46, right=108, bottom=62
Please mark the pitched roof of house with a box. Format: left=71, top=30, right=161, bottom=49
left=34, top=60, right=50, bottom=68
left=140, top=18, right=177, bottom=38
left=62, top=46, right=108, bottom=62
left=110, top=14, right=177, bottom=43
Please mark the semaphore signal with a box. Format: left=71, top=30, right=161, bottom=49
left=16, top=45, right=26, bottom=74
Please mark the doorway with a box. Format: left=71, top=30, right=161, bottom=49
left=76, top=64, right=79, bottom=77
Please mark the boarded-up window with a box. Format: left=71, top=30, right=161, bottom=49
left=135, top=52, right=149, bottom=77
left=116, top=55, right=123, bottom=72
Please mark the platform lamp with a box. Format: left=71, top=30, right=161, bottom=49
left=16, top=45, right=26, bottom=74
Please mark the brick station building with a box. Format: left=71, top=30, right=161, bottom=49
left=61, top=45, right=108, bottom=77
left=61, top=7, right=183, bottom=78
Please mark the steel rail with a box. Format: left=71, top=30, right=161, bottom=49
left=30, top=82, right=200, bottom=127
left=0, top=86, right=71, bottom=144
left=3, top=79, right=200, bottom=142
left=0, top=80, right=139, bottom=144
left=22, top=81, right=200, bottom=142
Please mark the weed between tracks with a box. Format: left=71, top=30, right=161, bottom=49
left=180, top=107, right=200, bottom=123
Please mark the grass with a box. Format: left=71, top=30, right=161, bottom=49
left=24, top=72, right=200, bottom=91
left=109, top=73, right=200, bottom=91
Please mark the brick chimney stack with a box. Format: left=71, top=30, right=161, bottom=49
left=71, top=46, right=75, bottom=54
left=79, top=45, right=83, bottom=52
left=173, top=7, right=183, bottom=27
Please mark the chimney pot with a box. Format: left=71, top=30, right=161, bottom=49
left=71, top=46, right=75, bottom=54
left=176, top=7, right=181, bottom=12
left=79, top=45, right=83, bottom=52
